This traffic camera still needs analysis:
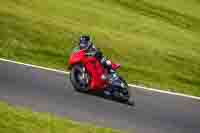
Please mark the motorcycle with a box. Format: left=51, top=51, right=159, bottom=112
left=68, top=46, right=134, bottom=106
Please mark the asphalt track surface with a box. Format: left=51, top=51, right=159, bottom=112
left=0, top=60, right=200, bottom=133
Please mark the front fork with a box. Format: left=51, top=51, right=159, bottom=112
left=82, top=67, right=90, bottom=84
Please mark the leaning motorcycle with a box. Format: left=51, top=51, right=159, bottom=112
left=68, top=46, right=134, bottom=106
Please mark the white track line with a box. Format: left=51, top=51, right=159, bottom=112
left=0, top=58, right=200, bottom=100
left=129, top=84, right=200, bottom=100
left=0, top=58, right=69, bottom=74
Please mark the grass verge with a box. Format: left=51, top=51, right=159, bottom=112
left=0, top=102, right=123, bottom=133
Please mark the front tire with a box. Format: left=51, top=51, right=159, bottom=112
left=70, top=64, right=90, bottom=92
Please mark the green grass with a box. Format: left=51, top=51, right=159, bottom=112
left=0, top=0, right=200, bottom=96
left=0, top=102, right=123, bottom=133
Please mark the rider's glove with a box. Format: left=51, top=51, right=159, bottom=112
left=95, top=49, right=103, bottom=59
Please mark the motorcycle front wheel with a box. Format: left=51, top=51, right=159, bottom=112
left=70, top=64, right=90, bottom=92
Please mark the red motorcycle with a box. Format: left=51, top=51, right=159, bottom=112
left=68, top=47, right=134, bottom=105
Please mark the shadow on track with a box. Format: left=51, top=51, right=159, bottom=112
left=78, top=90, right=135, bottom=107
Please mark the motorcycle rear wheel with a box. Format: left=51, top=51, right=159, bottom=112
left=113, top=77, right=135, bottom=106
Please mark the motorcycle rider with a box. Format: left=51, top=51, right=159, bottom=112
left=79, top=35, right=113, bottom=72
left=78, top=35, right=117, bottom=95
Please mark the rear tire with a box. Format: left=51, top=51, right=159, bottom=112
left=125, top=86, right=135, bottom=106
left=70, top=64, right=90, bottom=92
left=115, top=77, right=135, bottom=106
left=126, top=96, right=135, bottom=106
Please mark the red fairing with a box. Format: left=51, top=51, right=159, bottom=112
left=85, top=57, right=108, bottom=90
left=69, top=50, right=86, bottom=65
left=69, top=50, right=108, bottom=91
